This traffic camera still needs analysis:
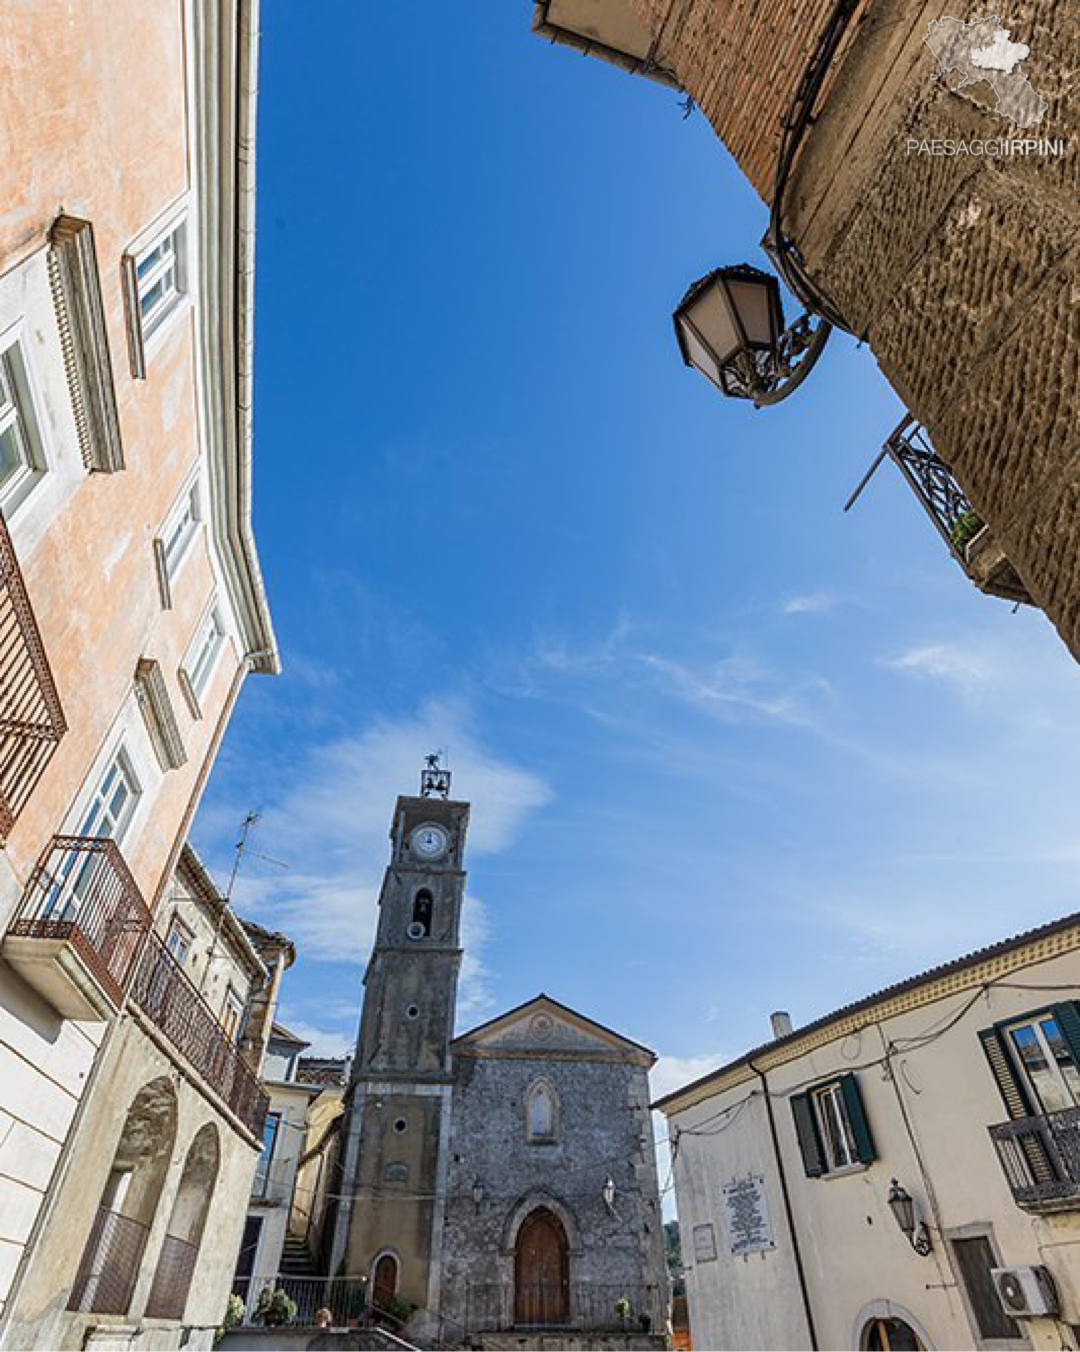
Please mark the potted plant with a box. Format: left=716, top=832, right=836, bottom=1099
left=215, top=1292, right=247, bottom=1344
left=615, top=1296, right=633, bottom=1325
left=949, top=509, right=985, bottom=555
left=254, top=1286, right=298, bottom=1328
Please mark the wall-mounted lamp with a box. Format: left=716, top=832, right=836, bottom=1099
left=673, top=264, right=831, bottom=408
left=887, top=1179, right=932, bottom=1256
left=602, top=1176, right=617, bottom=1212
left=472, top=1178, right=485, bottom=1211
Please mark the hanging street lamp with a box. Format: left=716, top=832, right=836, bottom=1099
left=887, top=1179, right=933, bottom=1256
left=672, top=263, right=831, bottom=407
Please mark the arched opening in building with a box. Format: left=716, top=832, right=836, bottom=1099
left=145, top=1122, right=220, bottom=1320
left=861, top=1316, right=927, bottom=1350
left=515, top=1207, right=569, bottom=1326
left=68, top=1076, right=178, bottom=1315
left=372, top=1251, right=399, bottom=1314
left=524, top=1078, right=559, bottom=1143
left=411, top=889, right=433, bottom=936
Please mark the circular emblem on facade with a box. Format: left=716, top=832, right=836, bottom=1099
left=530, top=1013, right=555, bottom=1041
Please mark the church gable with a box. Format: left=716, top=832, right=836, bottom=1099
left=453, top=994, right=655, bottom=1065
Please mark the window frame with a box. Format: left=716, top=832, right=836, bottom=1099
left=154, top=476, right=203, bottom=606
left=221, top=984, right=245, bottom=1043
left=164, top=917, right=193, bottom=967
left=524, top=1077, right=559, bottom=1145
left=811, top=1080, right=859, bottom=1171
left=0, top=331, right=49, bottom=517
left=1001, top=1010, right=1080, bottom=1116
left=77, top=745, right=142, bottom=844
left=790, top=1072, right=875, bottom=1177
left=180, top=602, right=227, bottom=717
left=944, top=1224, right=1028, bottom=1350
left=121, top=199, right=191, bottom=378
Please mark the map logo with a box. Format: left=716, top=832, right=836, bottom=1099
left=924, top=15, right=1048, bottom=128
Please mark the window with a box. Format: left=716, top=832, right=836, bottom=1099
left=78, top=748, right=141, bottom=842
left=155, top=480, right=201, bottom=603
left=525, top=1079, right=558, bottom=1143
left=790, top=1073, right=875, bottom=1176
left=221, top=985, right=244, bottom=1043
left=182, top=606, right=226, bottom=713
left=164, top=918, right=192, bottom=967
left=950, top=1233, right=1021, bottom=1342
left=411, top=889, right=433, bottom=937
left=0, top=339, right=46, bottom=512
left=134, top=219, right=187, bottom=342
left=1004, top=1012, right=1080, bottom=1114
left=981, top=1003, right=1080, bottom=1121
left=252, top=1114, right=280, bottom=1199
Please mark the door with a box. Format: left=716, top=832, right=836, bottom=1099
left=372, top=1253, right=398, bottom=1314
left=515, top=1208, right=569, bottom=1326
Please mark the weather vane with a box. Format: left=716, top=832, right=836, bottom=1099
left=421, top=751, right=451, bottom=799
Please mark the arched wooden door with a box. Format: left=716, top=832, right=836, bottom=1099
left=372, top=1253, right=398, bottom=1313
left=515, top=1208, right=569, bottom=1326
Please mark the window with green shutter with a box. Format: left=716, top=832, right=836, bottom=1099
left=791, top=1073, right=875, bottom=1176
left=982, top=1002, right=1080, bottom=1118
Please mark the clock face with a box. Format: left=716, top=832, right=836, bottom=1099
left=411, top=824, right=448, bottom=860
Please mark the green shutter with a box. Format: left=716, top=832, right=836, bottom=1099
left=979, top=1027, right=1032, bottom=1120
left=790, top=1092, right=826, bottom=1177
left=1051, top=1002, right=1080, bottom=1068
left=839, top=1074, right=876, bottom=1164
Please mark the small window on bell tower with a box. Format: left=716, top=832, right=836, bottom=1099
left=410, top=889, right=433, bottom=938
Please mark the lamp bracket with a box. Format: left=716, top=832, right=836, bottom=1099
left=752, top=314, right=832, bottom=407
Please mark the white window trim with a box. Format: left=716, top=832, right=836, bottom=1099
left=179, top=600, right=227, bottom=719
left=76, top=743, right=143, bottom=845
left=122, top=196, right=192, bottom=379
left=0, top=321, right=51, bottom=520
left=810, top=1080, right=859, bottom=1173
left=153, top=472, right=203, bottom=608
left=164, top=915, right=194, bottom=966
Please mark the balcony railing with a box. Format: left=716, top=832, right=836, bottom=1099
left=990, top=1107, right=1080, bottom=1211
left=145, top=1233, right=199, bottom=1320
left=465, top=1281, right=665, bottom=1334
left=68, top=1206, right=149, bottom=1315
left=880, top=417, right=1031, bottom=605
left=0, top=511, right=67, bottom=840
left=4, top=835, right=152, bottom=1018
left=129, top=928, right=269, bottom=1138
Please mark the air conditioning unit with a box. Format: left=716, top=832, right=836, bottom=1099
left=991, top=1266, right=1059, bottom=1318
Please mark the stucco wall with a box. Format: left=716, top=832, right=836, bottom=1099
left=622, top=0, right=1078, bottom=659
left=665, top=943, right=1080, bottom=1350
left=0, top=1013, right=259, bottom=1352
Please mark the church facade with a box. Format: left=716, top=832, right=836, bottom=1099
left=329, top=782, right=668, bottom=1345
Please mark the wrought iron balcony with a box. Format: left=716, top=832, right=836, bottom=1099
left=129, top=928, right=269, bottom=1138
left=989, top=1107, right=1080, bottom=1211
left=0, top=511, right=67, bottom=840
left=67, top=1205, right=149, bottom=1315
left=4, top=835, right=152, bottom=1019
left=881, top=418, right=1031, bottom=605
left=145, top=1233, right=199, bottom=1321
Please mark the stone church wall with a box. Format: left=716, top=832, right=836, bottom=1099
left=439, top=1052, right=667, bottom=1337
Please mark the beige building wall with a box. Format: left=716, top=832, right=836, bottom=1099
left=0, top=0, right=275, bottom=1328
left=660, top=924, right=1080, bottom=1351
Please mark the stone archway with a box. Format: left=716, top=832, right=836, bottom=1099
left=145, top=1122, right=220, bottom=1320
left=514, top=1207, right=569, bottom=1327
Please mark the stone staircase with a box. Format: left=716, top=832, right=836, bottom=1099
left=280, top=1233, right=320, bottom=1279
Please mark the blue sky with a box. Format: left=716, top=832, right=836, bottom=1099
left=192, top=1, right=1080, bottom=1105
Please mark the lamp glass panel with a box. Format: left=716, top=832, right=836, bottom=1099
left=678, top=317, right=723, bottom=386
left=726, top=278, right=779, bottom=350
left=687, top=284, right=742, bottom=365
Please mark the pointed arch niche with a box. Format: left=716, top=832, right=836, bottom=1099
left=68, top=1076, right=178, bottom=1315
left=524, top=1077, right=559, bottom=1144
left=145, top=1122, right=221, bottom=1319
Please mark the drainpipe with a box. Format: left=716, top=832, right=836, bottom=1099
left=747, top=1056, right=819, bottom=1351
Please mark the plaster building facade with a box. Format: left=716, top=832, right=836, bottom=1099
left=1, top=849, right=294, bottom=1352
left=330, top=781, right=668, bottom=1347
left=0, top=0, right=278, bottom=1342
left=655, top=913, right=1080, bottom=1352
left=531, top=1, right=1080, bottom=661
left=233, top=1029, right=350, bottom=1325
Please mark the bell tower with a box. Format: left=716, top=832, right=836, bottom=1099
left=331, top=756, right=470, bottom=1319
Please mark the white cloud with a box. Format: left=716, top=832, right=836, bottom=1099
left=650, top=1052, right=726, bottom=1105
left=278, top=1019, right=355, bottom=1058
left=782, top=591, right=838, bottom=615
left=208, top=696, right=551, bottom=973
